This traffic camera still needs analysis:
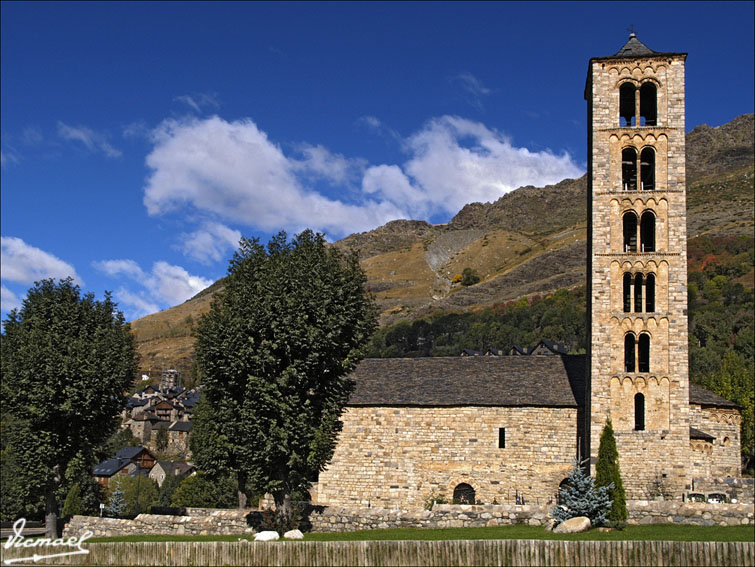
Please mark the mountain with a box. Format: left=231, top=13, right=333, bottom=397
left=129, top=114, right=754, bottom=376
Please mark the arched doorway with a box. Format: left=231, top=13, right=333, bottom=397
left=453, top=483, right=476, bottom=504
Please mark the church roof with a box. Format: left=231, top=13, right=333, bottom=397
left=614, top=33, right=655, bottom=57
left=690, top=427, right=716, bottom=442
left=589, top=33, right=687, bottom=63
left=689, top=383, right=739, bottom=408
left=348, top=356, right=586, bottom=408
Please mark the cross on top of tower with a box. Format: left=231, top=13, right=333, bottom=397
left=626, top=24, right=637, bottom=38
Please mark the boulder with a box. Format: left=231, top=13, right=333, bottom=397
left=254, top=531, right=280, bottom=541
left=283, top=529, right=304, bottom=540
left=553, top=516, right=591, bottom=533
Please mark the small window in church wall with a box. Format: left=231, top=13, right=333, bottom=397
left=634, top=393, right=646, bottom=430
left=498, top=428, right=506, bottom=449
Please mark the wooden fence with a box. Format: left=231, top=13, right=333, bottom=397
left=2, top=539, right=753, bottom=566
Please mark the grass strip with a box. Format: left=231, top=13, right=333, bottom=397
left=88, top=524, right=755, bottom=544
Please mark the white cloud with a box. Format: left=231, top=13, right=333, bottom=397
left=92, top=259, right=145, bottom=280
left=141, top=114, right=583, bottom=247
left=180, top=222, right=241, bottom=264
left=293, top=144, right=365, bottom=185
left=362, top=165, right=430, bottom=218
left=1, top=236, right=83, bottom=285
left=112, top=288, right=160, bottom=320
left=57, top=122, right=122, bottom=158
left=143, top=116, right=405, bottom=236
left=174, top=92, right=220, bottom=113
left=1, top=285, right=22, bottom=313
left=402, top=116, right=583, bottom=214
left=94, top=258, right=213, bottom=313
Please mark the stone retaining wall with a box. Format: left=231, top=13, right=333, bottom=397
left=61, top=500, right=753, bottom=538
left=308, top=501, right=755, bottom=532
left=62, top=510, right=254, bottom=538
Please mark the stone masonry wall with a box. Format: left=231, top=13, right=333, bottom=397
left=689, top=405, right=742, bottom=478
left=307, top=501, right=754, bottom=532
left=59, top=501, right=753, bottom=538
left=316, top=406, right=577, bottom=509
left=62, top=510, right=254, bottom=538
left=588, top=51, right=691, bottom=499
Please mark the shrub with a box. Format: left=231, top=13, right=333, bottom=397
left=461, top=268, right=480, bottom=286
left=551, top=460, right=612, bottom=527
left=171, top=473, right=237, bottom=508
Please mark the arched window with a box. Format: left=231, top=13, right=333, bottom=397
left=638, top=333, right=650, bottom=373
left=624, top=333, right=636, bottom=373
left=623, top=273, right=632, bottom=312
left=453, top=483, right=476, bottom=505
left=623, top=212, right=638, bottom=252
left=634, top=393, right=646, bottom=430
left=619, top=83, right=636, bottom=127
left=622, top=148, right=638, bottom=191
left=634, top=273, right=644, bottom=313
left=640, top=148, right=655, bottom=190
left=640, top=83, right=657, bottom=126
left=645, top=273, right=656, bottom=312
left=640, top=211, right=656, bottom=252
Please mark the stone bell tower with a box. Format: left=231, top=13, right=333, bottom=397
left=585, top=34, right=690, bottom=498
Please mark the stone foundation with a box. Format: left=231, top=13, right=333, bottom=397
left=62, top=509, right=254, bottom=538
left=61, top=500, right=753, bottom=538
left=307, top=501, right=754, bottom=532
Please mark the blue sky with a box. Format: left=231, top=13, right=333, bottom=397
left=2, top=1, right=753, bottom=321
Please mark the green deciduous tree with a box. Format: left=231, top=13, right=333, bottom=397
left=61, top=483, right=83, bottom=518
left=107, top=474, right=159, bottom=516
left=1, top=279, right=137, bottom=536
left=170, top=473, right=236, bottom=508
left=157, top=471, right=185, bottom=507
left=193, top=230, right=377, bottom=521
left=595, top=419, right=627, bottom=524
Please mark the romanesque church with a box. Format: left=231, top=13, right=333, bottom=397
left=314, top=35, right=743, bottom=509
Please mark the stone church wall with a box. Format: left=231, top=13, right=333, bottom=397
left=689, top=405, right=742, bottom=478
left=316, top=406, right=577, bottom=509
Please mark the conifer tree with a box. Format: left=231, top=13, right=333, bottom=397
left=106, top=487, right=126, bottom=517
left=595, top=418, right=627, bottom=523
left=551, top=460, right=612, bottom=527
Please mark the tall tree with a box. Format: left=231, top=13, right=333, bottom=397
left=194, top=230, right=377, bottom=520
left=1, top=278, right=136, bottom=537
left=594, top=418, right=627, bottom=524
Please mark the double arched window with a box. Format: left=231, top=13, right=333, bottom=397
left=622, top=211, right=656, bottom=252
left=623, top=272, right=655, bottom=313
left=621, top=147, right=655, bottom=191
left=624, top=332, right=650, bottom=373
left=619, top=82, right=657, bottom=127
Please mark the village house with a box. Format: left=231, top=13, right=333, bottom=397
left=92, top=446, right=156, bottom=487
left=149, top=461, right=196, bottom=488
